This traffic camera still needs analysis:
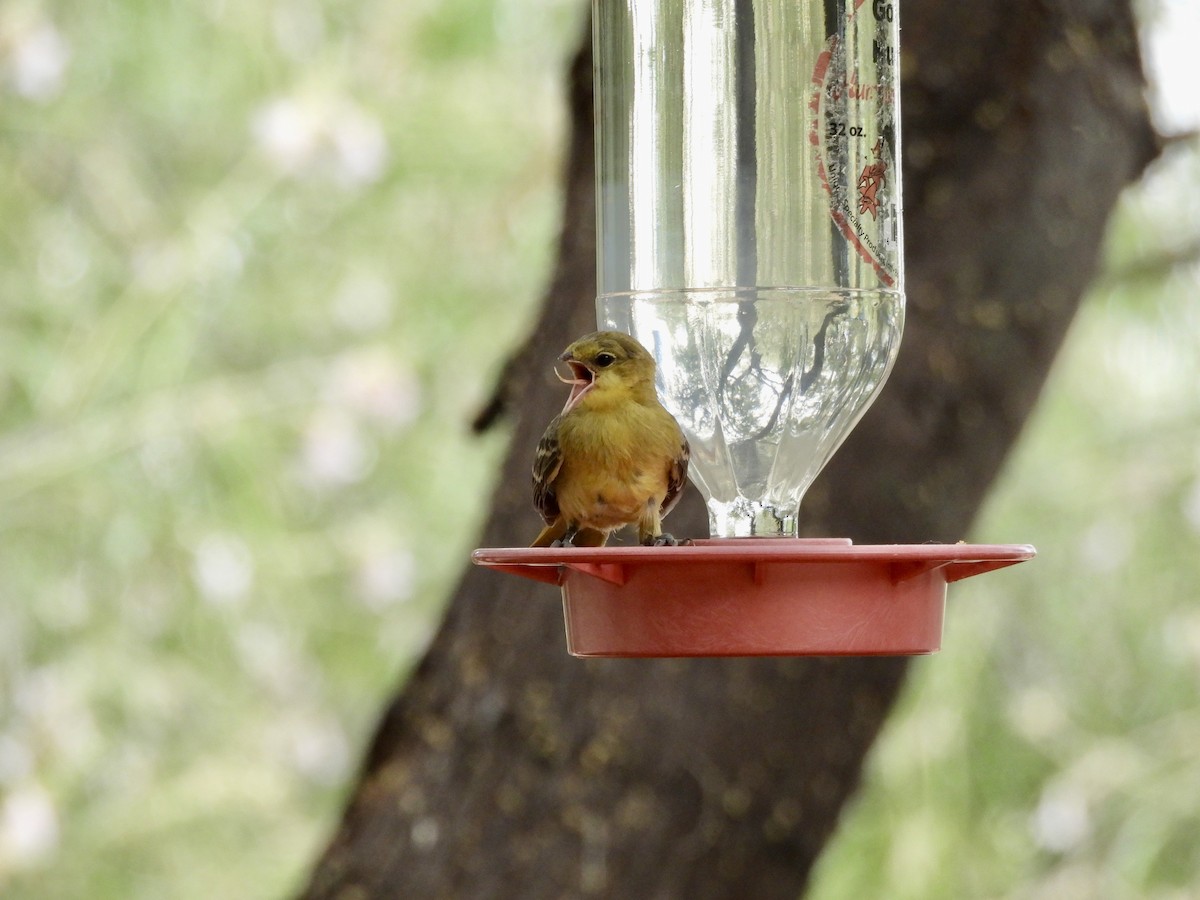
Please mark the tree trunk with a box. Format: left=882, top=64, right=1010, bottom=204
left=303, top=1, right=1155, bottom=896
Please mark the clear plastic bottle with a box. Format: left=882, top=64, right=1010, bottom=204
left=594, top=0, right=904, bottom=537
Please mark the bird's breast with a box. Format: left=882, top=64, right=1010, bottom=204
left=553, top=403, right=680, bottom=528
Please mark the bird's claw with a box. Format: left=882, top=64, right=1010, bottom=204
left=645, top=533, right=679, bottom=547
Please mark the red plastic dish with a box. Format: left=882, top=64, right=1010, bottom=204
left=471, top=539, right=1035, bottom=657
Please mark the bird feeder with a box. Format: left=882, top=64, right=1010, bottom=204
left=473, top=0, right=1033, bottom=656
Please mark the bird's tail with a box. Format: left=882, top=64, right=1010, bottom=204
left=531, top=520, right=608, bottom=548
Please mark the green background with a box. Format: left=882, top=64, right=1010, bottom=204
left=1, top=1, right=1196, bottom=897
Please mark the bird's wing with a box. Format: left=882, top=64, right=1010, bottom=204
left=532, top=417, right=564, bottom=525
left=661, top=434, right=690, bottom=517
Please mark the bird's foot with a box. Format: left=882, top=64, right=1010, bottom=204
left=644, top=533, right=680, bottom=547
left=551, top=527, right=580, bottom=548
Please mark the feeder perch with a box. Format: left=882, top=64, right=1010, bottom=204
left=473, top=541, right=1035, bottom=657
left=473, top=0, right=1034, bottom=657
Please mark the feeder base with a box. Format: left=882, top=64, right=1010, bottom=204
left=471, top=539, right=1034, bottom=657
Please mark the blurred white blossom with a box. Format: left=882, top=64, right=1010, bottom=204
left=4, top=18, right=70, bottom=102
left=1101, top=318, right=1194, bottom=422
left=1007, top=686, right=1068, bottom=745
left=329, top=105, right=388, bottom=185
left=191, top=533, right=255, bottom=605
left=299, top=407, right=375, bottom=486
left=252, top=97, right=321, bottom=173
left=355, top=545, right=416, bottom=610
left=1030, top=783, right=1092, bottom=854
left=277, top=714, right=351, bottom=786
left=235, top=622, right=317, bottom=699
left=326, top=348, right=420, bottom=431
left=0, top=783, right=59, bottom=870
left=340, top=519, right=417, bottom=609
left=1075, top=517, right=1132, bottom=575
left=1143, top=0, right=1200, bottom=132
left=251, top=93, right=388, bottom=186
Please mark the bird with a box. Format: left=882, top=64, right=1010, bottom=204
left=531, top=331, right=690, bottom=548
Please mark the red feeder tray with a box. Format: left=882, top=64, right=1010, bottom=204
left=472, top=539, right=1034, bottom=657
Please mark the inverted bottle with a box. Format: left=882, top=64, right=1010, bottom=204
left=594, top=0, right=905, bottom=537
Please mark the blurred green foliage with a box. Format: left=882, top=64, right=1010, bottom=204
left=1, top=0, right=1197, bottom=898
left=0, top=0, right=579, bottom=896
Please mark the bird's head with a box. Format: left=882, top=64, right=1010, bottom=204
left=556, top=331, right=657, bottom=413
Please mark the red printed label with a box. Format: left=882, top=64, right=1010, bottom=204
left=809, top=1, right=901, bottom=286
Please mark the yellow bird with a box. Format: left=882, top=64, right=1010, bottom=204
left=531, top=331, right=690, bottom=548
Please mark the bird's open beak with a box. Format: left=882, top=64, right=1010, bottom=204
left=555, top=354, right=594, bottom=413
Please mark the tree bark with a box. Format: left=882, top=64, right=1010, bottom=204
left=304, top=1, right=1155, bottom=897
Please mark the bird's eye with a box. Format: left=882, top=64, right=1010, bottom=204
left=594, top=352, right=617, bottom=368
